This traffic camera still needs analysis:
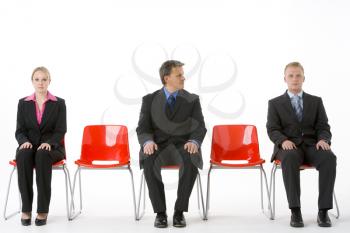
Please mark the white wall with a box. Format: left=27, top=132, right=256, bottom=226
left=0, top=0, right=349, bottom=224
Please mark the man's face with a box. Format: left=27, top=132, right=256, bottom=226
left=164, top=66, right=185, bottom=91
left=284, top=66, right=305, bottom=93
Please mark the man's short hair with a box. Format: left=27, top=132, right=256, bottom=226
left=159, top=60, right=184, bottom=85
left=284, top=62, right=304, bottom=75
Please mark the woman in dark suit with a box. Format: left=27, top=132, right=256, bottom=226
left=15, top=66, right=66, bottom=226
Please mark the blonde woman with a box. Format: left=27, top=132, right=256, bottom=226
left=15, top=67, right=66, bottom=226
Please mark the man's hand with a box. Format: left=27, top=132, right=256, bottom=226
left=38, top=143, right=51, bottom=151
left=143, top=142, right=158, bottom=155
left=19, top=142, right=33, bottom=150
left=281, top=140, right=297, bottom=150
left=184, top=142, right=198, bottom=154
left=316, top=140, right=330, bottom=150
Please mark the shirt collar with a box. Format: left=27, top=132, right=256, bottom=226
left=287, top=90, right=303, bottom=99
left=24, top=91, right=57, bottom=102
left=163, top=87, right=179, bottom=100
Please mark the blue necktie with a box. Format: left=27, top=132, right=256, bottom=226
left=167, top=95, right=176, bottom=111
left=292, top=95, right=303, bottom=122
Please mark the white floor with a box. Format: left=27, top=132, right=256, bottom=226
left=1, top=171, right=349, bottom=233
left=1, top=211, right=349, bottom=233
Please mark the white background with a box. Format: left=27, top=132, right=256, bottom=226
left=0, top=0, right=349, bottom=232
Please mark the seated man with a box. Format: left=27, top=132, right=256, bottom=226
left=266, top=62, right=337, bottom=228
left=136, top=60, right=206, bottom=228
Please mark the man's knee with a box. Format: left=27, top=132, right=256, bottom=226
left=320, top=151, right=337, bottom=169
left=279, top=150, right=303, bottom=167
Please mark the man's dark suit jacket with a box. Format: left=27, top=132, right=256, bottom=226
left=266, top=91, right=331, bottom=161
left=15, top=97, right=67, bottom=156
left=136, top=88, right=207, bottom=169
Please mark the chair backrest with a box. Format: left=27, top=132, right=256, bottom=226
left=210, top=125, right=261, bottom=163
left=80, top=125, right=130, bottom=164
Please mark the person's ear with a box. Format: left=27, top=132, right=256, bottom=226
left=164, top=75, right=169, bottom=84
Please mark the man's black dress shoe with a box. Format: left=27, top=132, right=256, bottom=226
left=290, top=208, right=304, bottom=228
left=173, top=211, right=186, bottom=228
left=21, top=218, right=31, bottom=226
left=317, top=210, right=332, bottom=227
left=154, top=212, right=168, bottom=228
left=35, top=218, right=47, bottom=226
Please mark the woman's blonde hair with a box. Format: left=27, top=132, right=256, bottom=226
left=31, top=66, right=51, bottom=80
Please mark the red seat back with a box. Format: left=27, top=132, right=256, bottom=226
left=80, top=125, right=130, bottom=164
left=210, top=125, right=262, bottom=163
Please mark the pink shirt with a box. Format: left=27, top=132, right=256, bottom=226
left=24, top=91, right=58, bottom=125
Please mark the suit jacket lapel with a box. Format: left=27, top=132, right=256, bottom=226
left=169, top=90, right=186, bottom=120
left=40, top=101, right=55, bottom=129
left=301, top=92, right=311, bottom=123
left=27, top=101, right=40, bottom=129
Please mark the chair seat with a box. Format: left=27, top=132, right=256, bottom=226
left=161, top=165, right=180, bottom=169
left=9, top=160, right=16, bottom=166
left=9, top=160, right=66, bottom=167
left=274, top=160, right=313, bottom=169
left=74, top=159, right=129, bottom=168
left=211, top=159, right=265, bottom=168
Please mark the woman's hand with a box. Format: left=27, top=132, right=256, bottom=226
left=19, top=142, right=33, bottom=150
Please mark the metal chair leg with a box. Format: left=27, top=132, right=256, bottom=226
left=137, top=171, right=146, bottom=220
left=260, top=168, right=264, bottom=211
left=204, top=165, right=212, bottom=220
left=332, top=191, right=340, bottom=219
left=269, top=164, right=277, bottom=220
left=196, top=174, right=200, bottom=210
left=260, top=165, right=273, bottom=219
left=3, top=167, right=20, bottom=220
left=70, top=167, right=82, bottom=220
left=196, top=173, right=206, bottom=219
left=62, top=165, right=74, bottom=220
left=127, top=166, right=138, bottom=220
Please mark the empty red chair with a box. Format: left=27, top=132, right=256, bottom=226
left=3, top=139, right=72, bottom=220
left=269, top=160, right=340, bottom=219
left=69, top=125, right=137, bottom=220
left=205, top=125, right=272, bottom=219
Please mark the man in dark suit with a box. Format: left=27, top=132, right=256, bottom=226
left=136, top=60, right=206, bottom=228
left=267, top=62, right=337, bottom=228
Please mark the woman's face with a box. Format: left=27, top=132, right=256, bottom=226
left=32, top=70, right=50, bottom=94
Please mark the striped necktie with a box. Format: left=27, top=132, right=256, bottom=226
left=291, top=95, right=303, bottom=122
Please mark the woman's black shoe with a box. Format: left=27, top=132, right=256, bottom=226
left=35, top=218, right=47, bottom=226
left=21, top=218, right=31, bottom=226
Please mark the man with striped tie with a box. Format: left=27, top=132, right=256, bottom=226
left=266, top=62, right=337, bottom=228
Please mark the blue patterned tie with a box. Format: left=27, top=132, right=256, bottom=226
left=167, top=95, right=176, bottom=111
left=292, top=95, right=303, bottom=122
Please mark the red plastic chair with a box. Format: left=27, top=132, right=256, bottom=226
left=137, top=165, right=206, bottom=220
left=69, top=125, right=137, bottom=220
left=205, top=125, right=272, bottom=219
left=269, top=160, right=340, bottom=219
left=3, top=139, right=72, bottom=220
